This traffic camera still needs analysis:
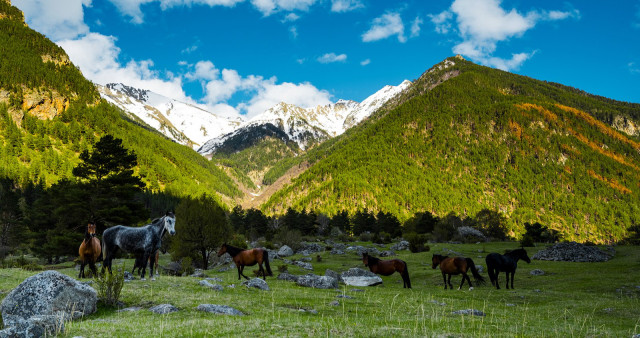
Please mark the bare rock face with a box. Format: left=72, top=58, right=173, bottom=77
left=612, top=115, right=640, bottom=137
left=0, top=270, right=97, bottom=337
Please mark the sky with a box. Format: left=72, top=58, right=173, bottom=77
left=11, top=0, right=640, bottom=120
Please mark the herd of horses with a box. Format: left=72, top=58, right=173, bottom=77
left=78, top=212, right=531, bottom=290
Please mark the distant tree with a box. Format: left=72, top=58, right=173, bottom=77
left=170, top=195, right=230, bottom=269
left=316, top=213, right=331, bottom=236
left=404, top=211, right=439, bottom=235
left=432, top=212, right=462, bottom=242
left=352, top=209, right=376, bottom=236
left=0, top=178, right=27, bottom=259
left=331, top=210, right=351, bottom=235
left=521, top=222, right=561, bottom=246
left=473, top=208, right=510, bottom=240
left=245, top=208, right=269, bottom=240
left=228, top=205, right=246, bottom=234
left=376, top=211, right=402, bottom=238
left=625, top=224, right=640, bottom=245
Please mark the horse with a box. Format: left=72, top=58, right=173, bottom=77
left=78, top=222, right=101, bottom=278
left=132, top=250, right=159, bottom=277
left=432, top=254, right=485, bottom=290
left=102, top=212, right=176, bottom=280
left=362, top=252, right=411, bottom=288
left=217, top=243, right=272, bottom=280
left=485, top=248, right=531, bottom=289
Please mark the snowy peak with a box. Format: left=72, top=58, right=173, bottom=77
left=99, top=83, right=241, bottom=149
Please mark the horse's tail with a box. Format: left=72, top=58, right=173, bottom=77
left=401, top=261, right=411, bottom=288
left=485, top=255, right=495, bottom=285
left=264, top=250, right=273, bottom=276
left=466, top=258, right=485, bottom=285
left=102, top=236, right=107, bottom=262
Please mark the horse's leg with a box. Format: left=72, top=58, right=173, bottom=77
left=510, top=271, right=515, bottom=289
left=140, top=253, right=150, bottom=280
left=239, top=265, right=249, bottom=280
left=258, top=263, right=265, bottom=280
left=495, top=271, right=501, bottom=289
left=441, top=272, right=448, bottom=289
left=79, top=261, right=85, bottom=278
left=236, top=264, right=242, bottom=280
left=505, top=272, right=510, bottom=289
left=458, top=273, right=468, bottom=290
left=89, top=261, right=97, bottom=278
left=447, top=274, right=453, bottom=289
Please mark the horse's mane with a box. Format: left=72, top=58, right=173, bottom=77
left=365, top=254, right=381, bottom=265
left=224, top=244, right=246, bottom=256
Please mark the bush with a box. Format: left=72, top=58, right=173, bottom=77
left=180, top=257, right=194, bottom=276
left=522, top=222, right=561, bottom=244
left=373, top=232, right=392, bottom=244
left=278, top=264, right=288, bottom=273
left=229, top=233, right=248, bottom=249
left=274, top=228, right=303, bottom=251
left=405, top=232, right=430, bottom=253
left=95, top=264, right=125, bottom=306
left=520, top=235, right=535, bottom=247
left=358, top=231, right=374, bottom=242
left=454, top=226, right=487, bottom=243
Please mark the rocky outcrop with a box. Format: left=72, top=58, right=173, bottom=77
left=532, top=242, right=612, bottom=262
left=21, top=88, right=70, bottom=120
left=295, top=274, right=338, bottom=289
left=612, top=115, right=640, bottom=137
left=197, top=304, right=244, bottom=316
left=242, top=278, right=270, bottom=291
left=340, top=268, right=383, bottom=287
left=0, top=270, right=97, bottom=337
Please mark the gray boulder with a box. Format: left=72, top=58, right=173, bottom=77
left=278, top=245, right=294, bottom=257
left=451, top=309, right=485, bottom=316
left=296, top=274, right=338, bottom=289
left=532, top=242, right=611, bottom=262
left=341, top=268, right=383, bottom=287
left=530, top=269, right=545, bottom=276
left=199, top=280, right=224, bottom=291
left=297, top=242, right=324, bottom=254
left=346, top=246, right=381, bottom=256
left=277, top=273, right=300, bottom=282
left=325, top=269, right=342, bottom=283
left=1, top=270, right=97, bottom=337
left=390, top=241, right=409, bottom=251
left=293, top=261, right=313, bottom=271
left=197, top=304, right=244, bottom=316
left=379, top=250, right=396, bottom=257
left=330, top=249, right=345, bottom=255
left=242, top=278, right=270, bottom=291
left=149, top=304, right=179, bottom=314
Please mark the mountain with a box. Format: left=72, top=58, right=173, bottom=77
left=0, top=1, right=240, bottom=201
left=261, top=56, right=640, bottom=242
left=98, top=83, right=241, bottom=149
left=198, top=80, right=411, bottom=155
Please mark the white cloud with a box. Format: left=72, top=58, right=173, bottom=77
left=181, top=44, right=199, bottom=54
left=330, top=0, right=363, bottom=13
left=249, top=0, right=318, bottom=16
left=107, top=0, right=244, bottom=23
left=317, top=53, right=347, bottom=63
left=410, top=16, right=423, bottom=38
left=57, top=33, right=191, bottom=102
left=629, top=62, right=640, bottom=74
left=289, top=26, right=299, bottom=38
left=432, top=0, right=579, bottom=71
left=362, top=12, right=406, bottom=43
left=13, top=0, right=92, bottom=40
left=360, top=59, right=371, bottom=66
left=282, top=13, right=300, bottom=22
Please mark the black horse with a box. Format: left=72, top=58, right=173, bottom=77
left=102, top=212, right=176, bottom=280
left=485, top=248, right=531, bottom=289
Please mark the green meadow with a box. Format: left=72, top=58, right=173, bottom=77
left=1, top=242, right=639, bottom=337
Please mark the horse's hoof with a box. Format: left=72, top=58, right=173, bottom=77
left=141, top=278, right=146, bottom=281
left=469, top=287, right=474, bottom=291
left=151, top=277, right=156, bottom=281
left=457, top=287, right=461, bottom=290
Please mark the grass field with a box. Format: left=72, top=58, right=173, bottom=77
left=1, top=242, right=639, bottom=337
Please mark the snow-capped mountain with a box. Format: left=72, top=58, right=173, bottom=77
left=98, top=83, right=242, bottom=149
left=198, top=80, right=412, bottom=155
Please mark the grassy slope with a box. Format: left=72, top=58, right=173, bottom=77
left=261, top=58, right=640, bottom=242
left=1, top=242, right=639, bottom=337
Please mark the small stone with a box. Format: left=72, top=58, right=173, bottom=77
left=329, top=300, right=340, bottom=306
left=149, top=304, right=179, bottom=314
left=451, top=309, right=485, bottom=316
left=530, top=269, right=545, bottom=276
left=117, top=307, right=142, bottom=312
left=197, top=304, right=244, bottom=316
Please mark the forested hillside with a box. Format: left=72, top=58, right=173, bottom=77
left=0, top=1, right=240, bottom=200
left=262, top=57, right=640, bottom=242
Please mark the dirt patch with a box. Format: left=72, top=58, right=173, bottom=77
left=241, top=161, right=310, bottom=209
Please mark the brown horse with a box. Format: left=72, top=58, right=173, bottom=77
left=362, top=252, right=411, bottom=288
left=78, top=222, right=101, bottom=278
left=217, top=243, right=272, bottom=280
left=431, top=254, right=485, bottom=290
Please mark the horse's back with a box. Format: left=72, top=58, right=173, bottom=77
left=486, top=253, right=514, bottom=271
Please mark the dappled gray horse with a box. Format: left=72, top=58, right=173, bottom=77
left=102, top=212, right=176, bottom=280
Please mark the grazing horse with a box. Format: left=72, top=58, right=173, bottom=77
left=78, top=222, right=101, bottom=278
left=485, top=248, right=531, bottom=289
left=432, top=254, right=485, bottom=290
left=217, top=243, right=272, bottom=280
left=102, top=212, right=176, bottom=280
left=362, top=252, right=411, bottom=288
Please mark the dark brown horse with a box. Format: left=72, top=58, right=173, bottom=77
left=431, top=254, right=485, bottom=290
left=362, top=252, right=411, bottom=288
left=78, top=222, right=101, bottom=278
left=217, top=243, right=272, bottom=280
left=132, top=250, right=159, bottom=277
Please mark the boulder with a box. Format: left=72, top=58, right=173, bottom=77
left=190, top=270, right=206, bottom=278
left=277, top=273, right=300, bottom=282
left=293, top=261, right=313, bottom=271
left=242, top=278, right=270, bottom=291
left=199, top=280, right=224, bottom=291
left=149, top=304, right=179, bottom=314
left=278, top=245, right=294, bottom=257
left=532, top=242, right=611, bottom=262
left=330, top=249, right=345, bottom=255
left=345, top=246, right=381, bottom=256
left=379, top=250, right=396, bottom=257
left=1, top=270, right=97, bottom=337
left=451, top=309, right=485, bottom=316
left=296, top=274, right=338, bottom=289
left=530, top=269, right=545, bottom=276
left=197, top=304, right=244, bottom=316
left=325, top=269, right=342, bottom=283
left=390, top=241, right=409, bottom=251
left=296, top=242, right=324, bottom=254
left=340, top=268, right=383, bottom=287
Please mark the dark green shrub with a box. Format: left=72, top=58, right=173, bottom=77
left=405, top=232, right=430, bottom=253
left=274, top=228, right=303, bottom=251
left=278, top=264, right=288, bottom=273
left=180, top=257, right=194, bottom=276
left=95, top=264, right=125, bottom=306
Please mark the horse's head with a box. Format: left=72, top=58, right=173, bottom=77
left=217, top=243, right=227, bottom=257
left=519, top=248, right=531, bottom=264
left=431, top=254, right=443, bottom=269
left=87, top=222, right=97, bottom=237
left=362, top=252, right=369, bottom=266
left=163, top=211, right=176, bottom=235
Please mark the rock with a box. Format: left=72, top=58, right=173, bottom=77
left=299, top=257, right=312, bottom=262
left=242, top=278, right=270, bottom=291
left=149, top=304, right=179, bottom=314
left=336, top=295, right=353, bottom=299
left=329, top=300, right=340, bottom=306
left=163, top=261, right=182, bottom=276
left=475, top=265, right=484, bottom=273
left=199, top=280, right=224, bottom=291
left=278, top=245, right=294, bottom=257
left=190, top=270, right=205, bottom=278
left=117, top=307, right=142, bottom=312
left=277, top=273, right=299, bottom=282
left=197, top=304, right=244, bottom=316
left=451, top=309, right=485, bottom=316
left=297, top=242, right=325, bottom=254
left=390, top=241, right=410, bottom=251
left=340, top=268, right=383, bottom=287
left=325, top=269, right=342, bottom=283
left=530, top=269, right=545, bottom=276
left=296, top=274, right=338, bottom=289
left=293, top=261, right=313, bottom=271
left=345, top=246, right=381, bottom=256
left=430, top=300, right=446, bottom=306
left=205, top=277, right=223, bottom=282
left=379, top=250, right=396, bottom=257
left=330, top=249, right=345, bottom=255
left=532, top=242, right=611, bottom=262
left=1, top=270, right=96, bottom=337
left=124, top=271, right=136, bottom=281
left=350, top=289, right=365, bottom=292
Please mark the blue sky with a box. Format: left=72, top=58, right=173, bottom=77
left=12, top=0, right=640, bottom=119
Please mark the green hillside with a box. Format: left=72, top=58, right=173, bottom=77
left=262, top=57, right=640, bottom=242
left=0, top=2, right=239, bottom=200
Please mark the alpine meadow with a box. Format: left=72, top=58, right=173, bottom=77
left=1, top=0, right=640, bottom=337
